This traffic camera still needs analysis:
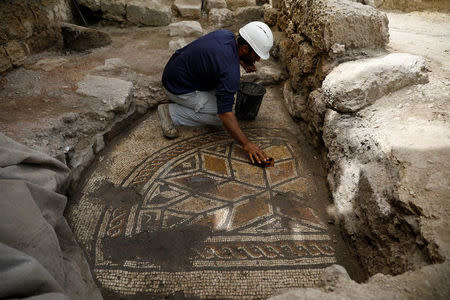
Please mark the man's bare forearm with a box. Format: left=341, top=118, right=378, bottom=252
left=219, top=112, right=250, bottom=146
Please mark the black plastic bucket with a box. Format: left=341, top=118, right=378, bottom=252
left=235, top=82, right=266, bottom=120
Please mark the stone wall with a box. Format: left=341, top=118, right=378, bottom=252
left=276, top=0, right=446, bottom=277
left=0, top=0, right=72, bottom=74
left=276, top=0, right=388, bottom=141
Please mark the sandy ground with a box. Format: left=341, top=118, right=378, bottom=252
left=386, top=11, right=450, bottom=74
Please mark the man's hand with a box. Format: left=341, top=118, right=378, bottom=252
left=240, top=60, right=257, bottom=73
left=243, top=141, right=268, bottom=164
left=219, top=112, right=268, bottom=164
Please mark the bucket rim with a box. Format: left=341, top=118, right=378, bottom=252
left=238, top=81, right=266, bottom=96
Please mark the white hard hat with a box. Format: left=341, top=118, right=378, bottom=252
left=239, top=21, right=273, bottom=60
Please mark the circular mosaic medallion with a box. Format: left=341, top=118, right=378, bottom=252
left=69, top=128, right=336, bottom=298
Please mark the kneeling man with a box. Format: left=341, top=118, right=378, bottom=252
left=159, top=21, right=273, bottom=164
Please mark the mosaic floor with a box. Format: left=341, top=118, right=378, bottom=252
left=68, top=128, right=337, bottom=299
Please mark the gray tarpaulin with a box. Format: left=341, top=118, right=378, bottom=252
left=0, top=133, right=102, bottom=300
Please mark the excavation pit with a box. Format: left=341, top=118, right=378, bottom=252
left=67, top=125, right=367, bottom=299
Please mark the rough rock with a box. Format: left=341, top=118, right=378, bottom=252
left=319, top=264, right=351, bottom=290
left=169, top=21, right=203, bottom=37
left=270, top=261, right=450, bottom=299
left=77, top=0, right=101, bottom=11
left=234, top=6, right=264, bottom=27
left=126, top=0, right=171, bottom=26
left=226, top=0, right=256, bottom=10
left=93, top=58, right=130, bottom=72
left=322, top=74, right=449, bottom=275
left=174, top=0, right=202, bottom=19
left=31, top=57, right=68, bottom=72
left=101, top=0, right=127, bottom=22
left=283, top=80, right=307, bottom=118
left=323, top=53, right=429, bottom=112
left=169, top=38, right=188, bottom=50
left=241, top=61, right=288, bottom=85
left=61, top=23, right=111, bottom=51
left=281, top=0, right=389, bottom=51
left=0, top=48, right=12, bottom=72
left=305, top=89, right=327, bottom=135
left=205, top=0, right=227, bottom=12
left=76, top=75, right=133, bottom=113
left=3, top=41, right=26, bottom=67
left=264, top=8, right=279, bottom=27
left=208, top=8, right=234, bottom=28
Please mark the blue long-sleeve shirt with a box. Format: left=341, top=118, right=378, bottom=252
left=162, top=30, right=240, bottom=114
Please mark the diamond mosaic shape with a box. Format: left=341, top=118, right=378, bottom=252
left=192, top=207, right=230, bottom=231
left=230, top=144, right=249, bottom=160
left=201, top=153, right=230, bottom=177
left=231, top=160, right=266, bottom=188
left=274, top=177, right=312, bottom=198
left=170, top=196, right=226, bottom=214
left=207, top=181, right=262, bottom=202
left=263, top=145, right=292, bottom=160
left=266, top=160, right=297, bottom=186
left=228, top=192, right=272, bottom=231
left=274, top=198, right=324, bottom=228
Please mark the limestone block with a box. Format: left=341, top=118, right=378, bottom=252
left=169, top=38, right=188, bottom=50
left=4, top=41, right=26, bottom=67
left=76, top=75, right=133, bottom=113
left=264, top=8, right=279, bottom=27
left=283, top=0, right=389, bottom=51
left=297, top=42, right=320, bottom=74
left=174, top=0, right=202, bottom=19
left=234, top=6, right=264, bottom=27
left=272, top=0, right=281, bottom=8
left=93, top=58, right=130, bottom=72
left=169, top=21, right=203, bottom=37
left=32, top=58, right=68, bottom=72
left=126, top=0, right=171, bottom=26
left=205, top=0, right=227, bottom=12
left=306, top=89, right=327, bottom=133
left=283, top=80, right=307, bottom=118
left=226, top=0, right=256, bottom=10
left=77, top=0, right=101, bottom=11
left=101, top=0, right=126, bottom=21
left=323, top=53, right=429, bottom=112
left=208, top=8, right=234, bottom=28
left=0, top=47, right=13, bottom=73
left=241, top=63, right=288, bottom=85
left=319, top=264, right=351, bottom=289
left=61, top=23, right=111, bottom=51
left=0, top=31, right=7, bottom=46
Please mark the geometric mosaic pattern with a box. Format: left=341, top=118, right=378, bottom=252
left=68, top=128, right=336, bottom=299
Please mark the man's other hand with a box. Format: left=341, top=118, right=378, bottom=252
left=240, top=60, right=257, bottom=73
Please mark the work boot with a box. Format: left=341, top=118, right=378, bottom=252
left=157, top=104, right=179, bottom=139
